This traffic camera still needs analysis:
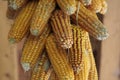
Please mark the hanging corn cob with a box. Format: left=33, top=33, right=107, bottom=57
left=46, top=34, right=74, bottom=80
left=69, top=25, right=88, bottom=74
left=50, top=10, right=73, bottom=49
left=84, top=33, right=98, bottom=80
left=56, top=0, right=76, bottom=15
left=21, top=25, right=51, bottom=72
left=8, top=0, right=38, bottom=44
left=31, top=52, right=52, bottom=80
left=8, top=0, right=28, bottom=10
left=71, top=2, right=109, bottom=40
left=30, top=0, right=56, bottom=36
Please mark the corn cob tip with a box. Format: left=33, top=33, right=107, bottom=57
left=82, top=0, right=92, bottom=6
left=21, top=63, right=30, bottom=72
left=30, top=29, right=39, bottom=36
left=97, top=32, right=109, bottom=40
left=61, top=39, right=73, bottom=49
left=9, top=38, right=16, bottom=44
left=66, top=6, right=76, bottom=15
left=100, top=1, right=108, bottom=14
left=8, top=3, right=18, bottom=10
left=73, top=67, right=81, bottom=74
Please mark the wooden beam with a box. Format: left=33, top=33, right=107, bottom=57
left=100, top=0, right=120, bottom=80
left=0, top=1, right=18, bottom=80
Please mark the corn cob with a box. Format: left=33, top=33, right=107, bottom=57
left=49, top=70, right=59, bottom=80
left=71, top=3, right=109, bottom=40
left=8, top=0, right=28, bottom=10
left=69, top=25, right=87, bottom=74
left=21, top=25, right=51, bottom=72
left=56, top=0, right=76, bottom=15
left=84, top=34, right=98, bottom=80
left=50, top=10, right=73, bottom=49
left=30, top=0, right=56, bottom=36
left=31, top=52, right=51, bottom=80
left=8, top=1, right=38, bottom=44
left=46, top=34, right=74, bottom=80
left=74, top=50, right=91, bottom=80
left=87, top=0, right=102, bottom=13
left=79, top=0, right=92, bottom=6
left=100, top=0, right=108, bottom=14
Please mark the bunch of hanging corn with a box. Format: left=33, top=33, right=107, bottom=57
left=6, top=0, right=108, bottom=80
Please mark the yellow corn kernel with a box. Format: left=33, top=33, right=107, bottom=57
left=50, top=10, right=73, bottom=49
left=74, top=42, right=91, bottom=80
left=69, top=25, right=88, bottom=74
left=21, top=25, right=51, bottom=72
left=71, top=3, right=109, bottom=40
left=30, top=0, right=56, bottom=36
left=87, top=0, right=102, bottom=13
left=84, top=34, right=98, bottom=80
left=56, top=0, right=76, bottom=15
left=49, top=70, right=59, bottom=80
left=8, top=0, right=28, bottom=10
left=46, top=34, right=74, bottom=80
left=31, top=53, right=51, bottom=80
left=8, top=1, right=38, bottom=44
left=100, top=0, right=108, bottom=14
left=79, top=0, right=92, bottom=6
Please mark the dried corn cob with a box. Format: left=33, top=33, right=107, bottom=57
left=30, top=0, right=56, bottom=36
left=100, top=0, right=108, bottom=14
left=31, top=52, right=51, bottom=80
left=8, top=0, right=28, bottom=10
left=49, top=70, right=59, bottom=80
left=21, top=25, right=51, bottom=72
left=50, top=10, right=73, bottom=49
left=69, top=25, right=88, bottom=74
left=84, top=34, right=98, bottom=80
left=46, top=34, right=74, bottom=80
left=56, top=0, right=76, bottom=15
left=71, top=3, right=109, bottom=40
left=79, top=0, right=92, bottom=6
left=74, top=50, right=91, bottom=80
left=87, top=0, right=102, bottom=13
left=8, top=1, right=38, bottom=44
